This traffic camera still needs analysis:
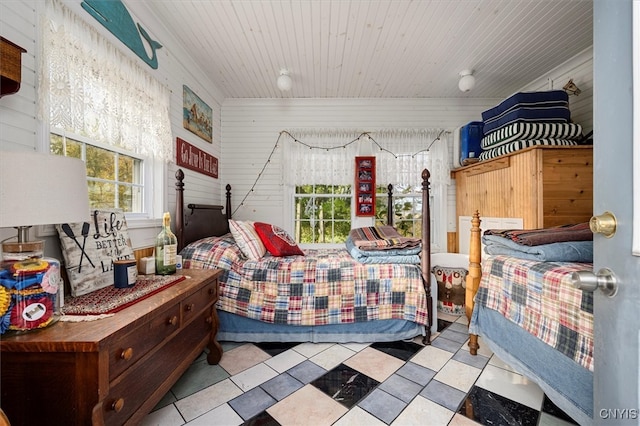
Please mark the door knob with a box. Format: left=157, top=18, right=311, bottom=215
left=589, top=211, right=616, bottom=238
left=571, top=268, right=618, bottom=297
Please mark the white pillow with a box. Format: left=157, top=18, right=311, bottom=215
left=228, top=220, right=267, bottom=260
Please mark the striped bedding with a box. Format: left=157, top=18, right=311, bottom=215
left=479, top=139, right=578, bottom=161
left=474, top=255, right=593, bottom=371
left=181, top=234, right=429, bottom=327
left=481, top=122, right=583, bottom=150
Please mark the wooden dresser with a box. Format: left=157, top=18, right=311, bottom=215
left=452, top=146, right=593, bottom=229
left=0, top=268, right=222, bottom=426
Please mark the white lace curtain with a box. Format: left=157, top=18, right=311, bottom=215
left=38, top=0, right=173, bottom=161
left=284, top=128, right=450, bottom=189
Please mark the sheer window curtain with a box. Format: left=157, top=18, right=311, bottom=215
left=283, top=128, right=451, bottom=250
left=38, top=0, right=173, bottom=162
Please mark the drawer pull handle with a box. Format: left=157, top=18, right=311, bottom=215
left=112, top=398, right=125, bottom=413
left=206, top=316, right=213, bottom=324
left=168, top=315, right=178, bottom=326
left=120, top=347, right=133, bottom=361
left=208, top=288, right=215, bottom=295
left=185, top=303, right=195, bottom=311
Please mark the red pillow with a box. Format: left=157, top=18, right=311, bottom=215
left=253, top=222, right=304, bottom=257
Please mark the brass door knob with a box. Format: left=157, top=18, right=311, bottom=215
left=589, top=211, right=616, bottom=238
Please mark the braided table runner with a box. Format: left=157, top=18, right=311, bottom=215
left=61, top=275, right=186, bottom=315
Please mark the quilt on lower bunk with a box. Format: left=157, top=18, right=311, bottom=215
left=181, top=234, right=429, bottom=327
left=473, top=255, right=594, bottom=371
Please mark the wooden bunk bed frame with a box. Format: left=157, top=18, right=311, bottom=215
left=174, top=168, right=435, bottom=344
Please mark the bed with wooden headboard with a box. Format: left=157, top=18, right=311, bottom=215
left=174, top=168, right=436, bottom=345
left=465, top=211, right=594, bottom=425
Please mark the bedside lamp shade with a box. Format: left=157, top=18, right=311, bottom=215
left=0, top=151, right=91, bottom=243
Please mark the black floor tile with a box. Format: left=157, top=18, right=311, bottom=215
left=254, top=342, right=300, bottom=357
left=310, top=363, right=379, bottom=409
left=457, top=385, right=540, bottom=426
left=542, top=395, right=579, bottom=425
left=370, top=340, right=423, bottom=361
left=243, top=411, right=281, bottom=426
left=437, top=319, right=453, bottom=332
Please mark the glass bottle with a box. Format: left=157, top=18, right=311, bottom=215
left=155, top=212, right=177, bottom=275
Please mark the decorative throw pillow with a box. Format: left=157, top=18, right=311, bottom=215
left=432, top=265, right=468, bottom=315
left=228, top=220, right=266, bottom=260
left=56, top=209, right=135, bottom=297
left=253, top=222, right=304, bottom=257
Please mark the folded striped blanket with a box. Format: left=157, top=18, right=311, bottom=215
left=479, top=139, right=578, bottom=161
left=348, top=226, right=421, bottom=251
left=485, top=222, right=592, bottom=246
left=481, top=122, right=583, bottom=150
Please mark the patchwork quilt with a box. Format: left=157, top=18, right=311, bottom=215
left=181, top=234, right=429, bottom=327
left=474, top=255, right=594, bottom=371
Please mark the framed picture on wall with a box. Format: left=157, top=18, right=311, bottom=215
left=355, top=156, right=376, bottom=217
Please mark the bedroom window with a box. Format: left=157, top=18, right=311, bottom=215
left=294, top=184, right=351, bottom=243
left=375, top=184, right=423, bottom=237
left=50, top=132, right=143, bottom=212
left=39, top=0, right=172, bottom=219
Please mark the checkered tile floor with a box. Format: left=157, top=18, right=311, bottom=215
left=141, top=315, right=578, bottom=425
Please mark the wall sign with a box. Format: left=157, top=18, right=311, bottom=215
left=355, top=156, right=376, bottom=216
left=56, top=209, right=135, bottom=297
left=177, top=137, right=219, bottom=179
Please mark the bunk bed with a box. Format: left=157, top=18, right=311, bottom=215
left=174, top=168, right=435, bottom=344
left=465, top=212, right=594, bottom=426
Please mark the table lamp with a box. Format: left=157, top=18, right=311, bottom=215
left=0, top=151, right=91, bottom=333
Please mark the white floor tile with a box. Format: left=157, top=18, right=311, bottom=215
left=268, top=384, right=348, bottom=425
left=434, top=359, right=482, bottom=393
left=333, top=406, right=387, bottom=426
left=292, top=342, right=335, bottom=358
left=488, top=353, right=518, bottom=373
left=175, top=378, right=243, bottom=422
left=264, top=348, right=307, bottom=373
left=230, top=362, right=279, bottom=392
left=140, top=404, right=184, bottom=426
left=410, top=345, right=453, bottom=371
left=343, top=347, right=405, bottom=382
left=475, top=364, right=544, bottom=410
left=391, top=395, right=454, bottom=425
left=309, top=344, right=357, bottom=370
left=185, top=403, right=243, bottom=426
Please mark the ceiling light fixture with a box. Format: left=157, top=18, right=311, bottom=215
left=277, top=68, right=292, bottom=91
left=458, top=69, right=475, bottom=92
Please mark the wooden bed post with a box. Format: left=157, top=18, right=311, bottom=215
left=175, top=169, right=185, bottom=253
left=466, top=211, right=482, bottom=355
left=386, top=184, right=393, bottom=226
left=225, top=184, right=232, bottom=220
left=421, top=169, right=432, bottom=345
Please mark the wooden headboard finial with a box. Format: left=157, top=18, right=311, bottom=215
left=175, top=169, right=185, bottom=251
left=226, top=184, right=232, bottom=220
left=386, top=184, right=393, bottom=226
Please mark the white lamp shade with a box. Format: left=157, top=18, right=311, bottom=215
left=458, top=71, right=475, bottom=92
left=0, top=151, right=91, bottom=228
left=277, top=73, right=292, bottom=91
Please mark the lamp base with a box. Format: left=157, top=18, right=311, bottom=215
left=2, top=240, right=44, bottom=261
left=0, top=242, right=62, bottom=334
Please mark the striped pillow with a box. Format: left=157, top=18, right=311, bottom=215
left=228, top=220, right=266, bottom=260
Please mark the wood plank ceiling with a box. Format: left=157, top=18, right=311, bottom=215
left=130, top=0, right=593, bottom=99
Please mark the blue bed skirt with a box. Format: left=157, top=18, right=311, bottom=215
left=217, top=310, right=425, bottom=343
left=470, top=305, right=593, bottom=426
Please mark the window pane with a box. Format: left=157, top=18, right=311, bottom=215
left=118, top=184, right=141, bottom=213
left=86, top=145, right=115, bottom=181
left=88, top=181, right=115, bottom=209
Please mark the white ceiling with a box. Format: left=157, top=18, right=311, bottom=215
left=131, top=0, right=593, bottom=99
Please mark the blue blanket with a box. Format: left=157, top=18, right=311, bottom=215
left=345, top=237, right=421, bottom=264
left=482, top=234, right=593, bottom=262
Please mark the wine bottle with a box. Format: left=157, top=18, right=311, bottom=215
left=155, top=212, right=177, bottom=275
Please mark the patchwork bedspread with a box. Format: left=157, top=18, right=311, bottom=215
left=474, top=255, right=594, bottom=371
left=181, top=234, right=429, bottom=327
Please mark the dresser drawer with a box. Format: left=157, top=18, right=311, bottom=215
left=109, top=303, right=181, bottom=381
left=102, top=310, right=213, bottom=425
left=182, top=278, right=218, bottom=322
